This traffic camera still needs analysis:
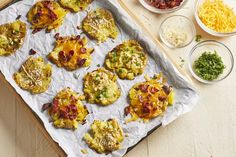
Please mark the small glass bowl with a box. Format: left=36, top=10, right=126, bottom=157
left=139, top=0, right=188, bottom=14
left=188, top=40, right=234, bottom=84
left=159, top=15, right=196, bottom=48
left=195, top=0, right=236, bottom=37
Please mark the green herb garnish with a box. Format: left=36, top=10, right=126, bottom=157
left=97, top=64, right=100, bottom=67
left=195, top=35, right=202, bottom=42
left=193, top=51, right=225, bottom=81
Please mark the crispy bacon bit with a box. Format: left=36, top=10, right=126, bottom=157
left=146, top=94, right=151, bottom=101
left=77, top=58, right=87, bottom=67
left=69, top=104, right=78, bottom=113
left=158, top=96, right=166, bottom=101
left=59, top=107, right=69, bottom=119
left=153, top=107, right=157, bottom=111
left=138, top=84, right=149, bottom=93
left=81, top=120, right=86, bottom=125
left=142, top=106, right=150, bottom=114
left=66, top=50, right=74, bottom=61
left=162, top=85, right=171, bottom=95
left=51, top=99, right=59, bottom=113
left=150, top=87, right=159, bottom=94
left=16, top=15, right=22, bottom=20
left=42, top=103, right=52, bottom=111
left=54, top=33, right=60, bottom=39
left=29, top=49, right=37, bottom=55
left=59, top=51, right=67, bottom=61
left=70, top=95, right=77, bottom=102
left=124, top=106, right=131, bottom=116
left=138, top=95, right=144, bottom=103
left=32, top=28, right=41, bottom=34
left=75, top=35, right=81, bottom=41
left=80, top=48, right=87, bottom=54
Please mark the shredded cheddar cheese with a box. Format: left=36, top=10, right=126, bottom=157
left=198, top=0, right=236, bottom=33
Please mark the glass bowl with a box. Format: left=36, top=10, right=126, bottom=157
left=139, top=0, right=188, bottom=14
left=159, top=15, right=196, bottom=48
left=195, top=0, right=236, bottom=37
left=188, top=40, right=234, bottom=84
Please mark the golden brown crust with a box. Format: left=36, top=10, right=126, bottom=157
left=59, top=0, right=93, bottom=12
left=82, top=8, right=118, bottom=43
left=84, top=119, right=124, bottom=153
left=13, top=57, right=52, bottom=94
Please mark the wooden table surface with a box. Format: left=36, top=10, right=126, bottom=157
left=1, top=0, right=236, bottom=157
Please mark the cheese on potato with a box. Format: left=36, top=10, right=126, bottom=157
left=83, top=68, right=121, bottom=106
left=0, top=20, right=26, bottom=56
left=84, top=119, right=124, bottom=153
left=105, top=40, right=147, bottom=80
left=27, top=1, right=67, bottom=33
left=82, top=8, right=118, bottom=43
left=14, top=57, right=52, bottom=94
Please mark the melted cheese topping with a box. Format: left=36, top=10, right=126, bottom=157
left=82, top=8, right=118, bottom=43
left=27, top=1, right=67, bottom=33
left=84, top=119, right=124, bottom=154
left=198, top=0, right=236, bottom=33
left=14, top=57, right=52, bottom=94
left=105, top=40, right=147, bottom=80
left=59, top=0, right=93, bottom=12
left=47, top=88, right=88, bottom=129
left=83, top=68, right=121, bottom=106
left=48, top=35, right=94, bottom=71
left=125, top=73, right=174, bottom=122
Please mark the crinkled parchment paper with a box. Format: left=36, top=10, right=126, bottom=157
left=0, top=0, right=199, bottom=156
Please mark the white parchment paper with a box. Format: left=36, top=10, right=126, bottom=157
left=0, top=0, right=199, bottom=156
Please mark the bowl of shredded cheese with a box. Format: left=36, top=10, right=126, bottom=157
left=195, top=0, right=236, bottom=36
left=159, top=15, right=196, bottom=48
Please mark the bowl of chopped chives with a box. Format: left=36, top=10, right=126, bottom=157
left=188, top=40, right=234, bottom=84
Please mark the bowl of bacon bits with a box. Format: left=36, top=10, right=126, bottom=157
left=139, top=0, right=188, bottom=13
